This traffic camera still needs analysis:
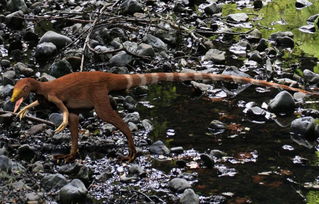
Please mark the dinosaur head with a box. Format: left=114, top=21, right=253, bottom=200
left=10, top=78, right=34, bottom=113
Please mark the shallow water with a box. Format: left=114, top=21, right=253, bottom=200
left=137, top=82, right=319, bottom=203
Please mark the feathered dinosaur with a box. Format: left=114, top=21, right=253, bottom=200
left=10, top=71, right=318, bottom=162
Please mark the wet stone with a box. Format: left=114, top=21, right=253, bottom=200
left=307, top=14, right=319, bottom=23
left=169, top=178, right=191, bottom=192
left=128, top=122, right=138, bottom=131
left=0, top=84, right=13, bottom=98
left=296, top=0, right=312, bottom=8
left=270, top=31, right=294, bottom=41
left=204, top=3, right=222, bottom=15
left=39, top=31, right=72, bottom=49
left=149, top=140, right=170, bottom=155
left=268, top=91, right=295, bottom=113
left=253, top=0, right=263, bottom=9
left=143, top=34, right=167, bottom=51
left=5, top=10, right=25, bottom=30
left=303, top=69, right=319, bottom=84
left=291, top=117, right=316, bottom=137
left=227, top=13, right=249, bottom=22
left=14, top=62, right=34, bottom=76
left=0, top=155, right=12, bottom=173
left=35, top=42, right=57, bottom=59
left=299, top=25, right=316, bottom=33
left=49, top=113, right=63, bottom=126
left=275, top=36, right=294, bottom=49
left=59, top=179, right=88, bottom=204
left=49, top=59, right=73, bottom=78
left=7, top=0, right=28, bottom=12
left=202, top=48, right=225, bottom=62
left=41, top=173, right=68, bottom=191
left=26, top=124, right=47, bottom=135
left=256, top=38, right=268, bottom=52
left=109, top=51, right=133, bottom=66
left=180, top=188, right=199, bottom=204
left=123, top=112, right=140, bottom=123
left=2, top=70, right=16, bottom=85
left=210, top=149, right=227, bottom=159
left=208, top=120, right=226, bottom=135
left=142, top=119, right=153, bottom=132
left=120, top=0, right=143, bottom=15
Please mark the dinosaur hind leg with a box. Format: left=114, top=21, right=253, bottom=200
left=94, top=95, right=137, bottom=162
left=54, top=112, right=79, bottom=163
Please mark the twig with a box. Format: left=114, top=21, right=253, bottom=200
left=0, top=110, right=55, bottom=127
left=80, top=3, right=109, bottom=72
left=22, top=14, right=93, bottom=24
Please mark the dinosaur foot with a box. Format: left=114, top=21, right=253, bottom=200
left=53, top=153, right=77, bottom=163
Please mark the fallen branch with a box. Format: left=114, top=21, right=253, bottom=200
left=0, top=110, right=55, bottom=127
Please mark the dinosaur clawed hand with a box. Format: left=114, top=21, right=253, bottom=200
left=53, top=153, right=77, bottom=163
left=55, top=121, right=68, bottom=133
left=16, top=107, right=29, bottom=120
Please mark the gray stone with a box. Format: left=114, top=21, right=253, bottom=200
left=227, top=13, right=249, bottom=22
left=149, top=140, right=170, bottom=155
left=14, top=62, right=34, bottom=76
left=49, top=59, right=73, bottom=78
left=39, top=31, right=72, bottom=49
left=120, top=0, right=143, bottom=15
left=143, top=34, right=167, bottom=51
left=2, top=70, right=16, bottom=85
left=26, top=124, right=47, bottom=136
left=49, top=113, right=63, bottom=126
left=303, top=69, right=319, bottom=84
left=7, top=0, right=28, bottom=12
left=291, top=117, right=316, bottom=137
left=41, top=173, right=68, bottom=191
left=299, top=25, right=316, bottom=33
left=0, top=84, right=13, bottom=98
left=35, top=42, right=57, bottom=59
left=180, top=189, right=199, bottom=204
left=137, top=43, right=155, bottom=57
left=268, top=91, right=295, bottom=113
left=128, top=122, right=138, bottom=131
left=142, top=119, right=153, bottom=132
left=0, top=155, right=12, bottom=173
left=169, top=178, right=191, bottom=192
left=270, top=31, right=294, bottom=41
left=1, top=59, right=11, bottom=68
left=109, top=51, right=133, bottom=66
left=128, top=164, right=145, bottom=176
left=59, top=179, right=88, bottom=204
left=204, top=3, right=222, bottom=15
left=246, top=29, right=262, bottom=41
left=39, top=73, right=56, bottom=82
left=32, top=161, right=44, bottom=173
left=123, top=112, right=140, bottom=123
left=202, top=49, right=225, bottom=62
left=25, top=192, right=43, bottom=202
left=5, top=10, right=25, bottom=29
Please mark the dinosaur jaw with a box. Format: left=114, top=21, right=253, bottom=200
left=13, top=97, right=24, bottom=113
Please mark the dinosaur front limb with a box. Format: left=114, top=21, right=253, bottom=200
left=16, top=100, right=40, bottom=120
left=48, top=95, right=69, bottom=133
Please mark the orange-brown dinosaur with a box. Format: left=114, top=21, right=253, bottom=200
left=10, top=71, right=318, bottom=162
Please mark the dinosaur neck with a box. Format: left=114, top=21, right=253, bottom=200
left=28, top=78, right=43, bottom=93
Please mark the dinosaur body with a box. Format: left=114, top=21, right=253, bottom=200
left=10, top=71, right=318, bottom=162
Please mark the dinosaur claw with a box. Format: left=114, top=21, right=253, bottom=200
left=55, top=121, right=68, bottom=133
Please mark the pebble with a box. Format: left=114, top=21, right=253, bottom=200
left=149, top=140, right=170, bottom=155
left=39, top=31, right=72, bottom=49
left=59, top=179, right=88, bottom=204
left=179, top=188, right=199, bottom=204
left=268, top=91, right=295, bottom=113
left=169, top=178, right=191, bottom=192
left=41, top=173, right=68, bottom=191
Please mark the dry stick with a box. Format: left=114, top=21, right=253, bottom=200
left=80, top=4, right=109, bottom=72
left=22, top=14, right=93, bottom=23
left=0, top=110, right=55, bottom=127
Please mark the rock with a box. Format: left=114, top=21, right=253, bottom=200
left=248, top=50, right=263, bottom=63
left=7, top=0, right=28, bottom=12
left=39, top=73, right=56, bottom=82
left=256, top=38, right=268, bottom=51
left=268, top=91, right=295, bottom=113
left=59, top=179, right=88, bottom=204
left=143, top=34, right=167, bottom=51
left=180, top=189, right=199, bottom=204
left=39, top=31, right=72, bottom=49
left=246, top=29, right=262, bottom=41
left=124, top=95, right=136, bottom=111
left=191, top=81, right=213, bottom=93
left=136, top=43, right=155, bottom=57
left=275, top=36, right=294, bottom=49
left=35, top=42, right=57, bottom=59
left=0, top=155, right=12, bottom=172
left=227, top=13, right=249, bottom=22
left=204, top=3, right=222, bottom=15
left=299, top=25, right=316, bottom=33
left=14, top=62, right=34, bottom=76
left=169, top=178, right=191, bottom=192
left=128, top=164, right=145, bottom=176
left=5, top=10, right=25, bottom=30
left=270, top=31, right=294, bottom=41
left=1, top=59, right=11, bottom=68
left=120, top=0, right=143, bottom=15
left=210, top=149, right=227, bottom=158
left=170, top=146, right=184, bottom=154
left=229, top=40, right=250, bottom=57
left=208, top=120, right=226, bottom=135
left=291, top=117, right=316, bottom=137
left=49, top=59, right=73, bottom=77
left=128, top=122, right=138, bottom=131
left=149, top=140, right=170, bottom=155
left=41, top=173, right=68, bottom=191
left=142, top=119, right=153, bottom=132
left=25, top=192, right=43, bottom=202
left=18, top=144, right=36, bottom=161
left=76, top=166, right=93, bottom=185
left=200, top=154, right=214, bottom=168
left=202, top=49, right=225, bottom=62
left=303, top=69, right=319, bottom=84
left=123, top=112, right=140, bottom=123
left=0, top=84, right=13, bottom=98
left=296, top=0, right=312, bottom=8
left=253, top=0, right=263, bottom=9
left=307, top=14, right=319, bottom=23
left=32, top=161, right=44, bottom=173
left=109, top=51, right=133, bottom=66
left=26, top=124, right=47, bottom=135
left=2, top=70, right=16, bottom=85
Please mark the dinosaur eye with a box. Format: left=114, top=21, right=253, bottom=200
left=23, top=86, right=29, bottom=92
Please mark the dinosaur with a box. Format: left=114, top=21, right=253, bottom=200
left=10, top=71, right=318, bottom=162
